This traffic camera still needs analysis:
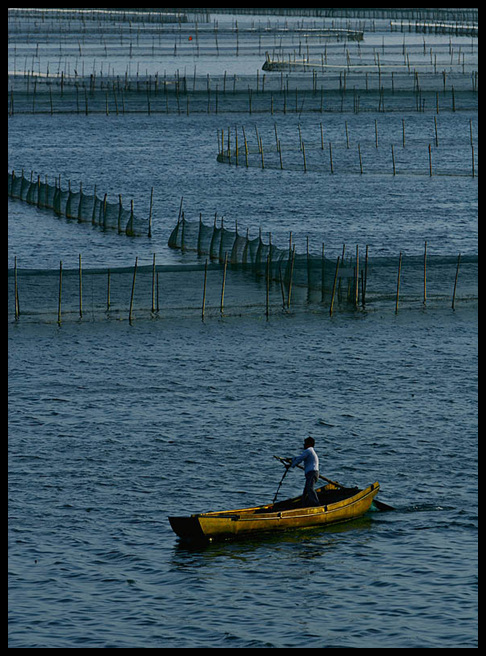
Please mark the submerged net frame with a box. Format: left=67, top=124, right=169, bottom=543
left=8, top=170, right=151, bottom=237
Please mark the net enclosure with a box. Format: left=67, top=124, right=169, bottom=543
left=8, top=250, right=477, bottom=324
left=8, top=170, right=151, bottom=237
left=167, top=215, right=477, bottom=308
left=8, top=214, right=477, bottom=323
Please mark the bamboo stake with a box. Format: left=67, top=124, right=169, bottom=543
left=321, top=243, right=326, bottom=303
left=243, top=127, right=249, bottom=167
left=452, top=253, right=461, bottom=310
left=287, top=245, right=296, bottom=308
left=202, top=259, right=208, bottom=321
left=428, top=144, right=433, bottom=176
left=279, top=265, right=286, bottom=309
left=14, top=256, right=19, bottom=320
left=129, top=256, right=138, bottom=323
left=395, top=252, right=402, bottom=314
left=329, top=256, right=340, bottom=317
left=354, top=245, right=359, bottom=307
left=148, top=187, right=154, bottom=238
left=423, top=241, right=427, bottom=305
left=78, top=254, right=83, bottom=318
left=57, top=260, right=63, bottom=325
left=106, top=268, right=111, bottom=312
left=220, top=252, right=228, bottom=315
left=151, top=253, right=156, bottom=313
left=266, top=254, right=270, bottom=320
left=391, top=144, right=396, bottom=176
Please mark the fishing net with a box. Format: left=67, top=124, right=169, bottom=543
left=8, top=69, right=478, bottom=116
left=8, top=250, right=477, bottom=324
left=168, top=214, right=354, bottom=294
left=8, top=170, right=149, bottom=236
left=168, top=215, right=477, bottom=305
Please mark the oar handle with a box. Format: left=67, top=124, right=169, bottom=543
left=273, top=455, right=345, bottom=489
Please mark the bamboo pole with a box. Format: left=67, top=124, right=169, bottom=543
left=395, top=252, right=402, bottom=314
left=428, top=144, right=433, bottom=176
left=148, top=187, right=154, bottom=238
left=354, top=245, right=359, bottom=307
left=391, top=144, right=396, bottom=176
left=151, top=253, right=156, bottom=313
left=423, top=241, right=427, bottom=305
left=329, top=256, right=340, bottom=317
left=78, top=254, right=83, bottom=318
left=287, top=245, right=296, bottom=308
left=452, top=253, right=461, bottom=310
left=14, top=256, right=19, bottom=320
left=220, top=252, right=228, bottom=315
left=321, top=243, right=326, bottom=303
left=106, top=268, right=111, bottom=312
left=129, top=256, right=138, bottom=323
left=266, top=254, right=270, bottom=320
left=201, top=259, right=208, bottom=321
left=57, top=260, right=63, bottom=325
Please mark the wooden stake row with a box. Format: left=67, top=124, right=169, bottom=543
left=12, top=246, right=465, bottom=323
left=217, top=121, right=477, bottom=177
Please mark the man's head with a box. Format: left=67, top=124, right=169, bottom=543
left=304, top=436, right=315, bottom=449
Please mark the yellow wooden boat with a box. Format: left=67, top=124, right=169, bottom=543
left=169, top=481, right=380, bottom=543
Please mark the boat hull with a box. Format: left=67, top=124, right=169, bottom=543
left=169, top=482, right=380, bottom=542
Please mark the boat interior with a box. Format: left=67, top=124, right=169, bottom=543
left=260, top=484, right=361, bottom=514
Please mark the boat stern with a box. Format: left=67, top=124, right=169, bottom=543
left=168, top=515, right=207, bottom=542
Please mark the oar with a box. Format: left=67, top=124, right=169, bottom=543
left=274, top=455, right=395, bottom=511
left=272, top=461, right=291, bottom=504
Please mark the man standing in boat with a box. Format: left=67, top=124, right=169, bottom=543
left=290, top=437, right=320, bottom=507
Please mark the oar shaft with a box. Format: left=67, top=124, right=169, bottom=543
left=272, top=464, right=290, bottom=503
left=274, top=455, right=344, bottom=489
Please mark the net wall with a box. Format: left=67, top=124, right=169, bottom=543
left=168, top=215, right=351, bottom=292
left=8, top=69, right=478, bottom=116
left=8, top=170, right=150, bottom=237
left=168, top=215, right=477, bottom=304
left=8, top=252, right=477, bottom=324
